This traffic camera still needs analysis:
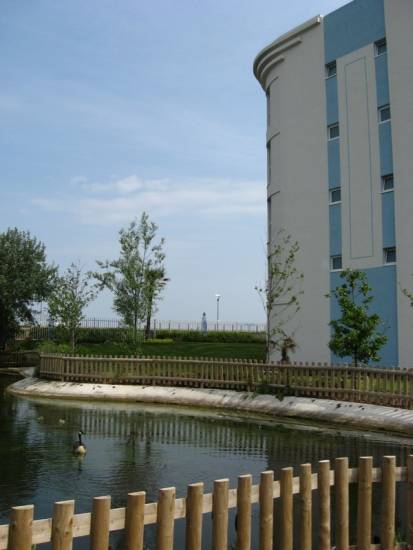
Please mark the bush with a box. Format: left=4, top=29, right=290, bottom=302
left=153, top=330, right=265, bottom=344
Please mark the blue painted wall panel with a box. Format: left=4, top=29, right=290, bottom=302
left=324, top=0, right=385, bottom=63
left=375, top=53, right=389, bottom=107
left=330, top=266, right=398, bottom=366
left=382, top=191, right=395, bottom=248
left=329, top=204, right=342, bottom=256
left=328, top=139, right=341, bottom=188
left=326, top=76, right=339, bottom=125
left=379, top=122, right=393, bottom=175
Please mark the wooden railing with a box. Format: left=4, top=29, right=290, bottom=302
left=39, top=354, right=413, bottom=409
left=1, top=455, right=412, bottom=549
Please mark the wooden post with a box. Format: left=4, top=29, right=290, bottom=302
left=357, top=456, right=372, bottom=550
left=236, top=474, right=252, bottom=550
left=51, top=500, right=74, bottom=550
left=299, top=464, right=312, bottom=550
left=259, top=471, right=274, bottom=550
left=408, top=455, right=413, bottom=550
left=125, top=491, right=145, bottom=550
left=157, top=487, right=176, bottom=550
left=185, top=482, right=204, bottom=550
left=381, top=456, right=396, bottom=550
left=335, top=457, right=349, bottom=550
left=318, top=460, right=331, bottom=550
left=90, top=496, right=111, bottom=550
left=280, top=467, right=293, bottom=550
left=7, top=505, right=33, bottom=550
left=212, top=479, right=229, bottom=550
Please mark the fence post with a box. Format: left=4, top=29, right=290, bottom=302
left=51, top=500, right=74, bottom=550
left=357, top=456, right=372, bottom=550
left=7, top=505, right=33, bottom=550
left=280, top=467, right=293, bottom=550
left=157, top=487, right=176, bottom=550
left=318, top=460, right=331, bottom=550
left=185, top=482, right=203, bottom=550
left=125, top=491, right=145, bottom=550
left=236, top=474, right=252, bottom=550
left=408, top=455, right=413, bottom=549
left=381, top=456, right=396, bottom=550
left=212, top=479, right=229, bottom=550
left=259, top=471, right=274, bottom=550
left=299, top=464, right=312, bottom=550
left=90, top=496, right=111, bottom=550
left=335, top=457, right=349, bottom=550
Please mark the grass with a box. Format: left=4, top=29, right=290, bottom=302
left=36, top=340, right=266, bottom=360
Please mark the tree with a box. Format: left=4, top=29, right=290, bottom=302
left=93, top=213, right=167, bottom=343
left=255, top=230, right=304, bottom=362
left=328, top=268, right=387, bottom=366
left=402, top=280, right=413, bottom=306
left=47, top=263, right=98, bottom=351
left=0, top=228, right=56, bottom=349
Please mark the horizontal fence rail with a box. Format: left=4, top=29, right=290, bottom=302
left=1, top=455, right=412, bottom=549
left=40, top=354, right=413, bottom=409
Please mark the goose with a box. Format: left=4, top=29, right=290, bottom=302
left=73, top=431, right=87, bottom=455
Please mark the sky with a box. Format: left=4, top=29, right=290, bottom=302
left=1, top=0, right=348, bottom=324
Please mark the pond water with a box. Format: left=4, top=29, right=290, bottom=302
left=1, top=376, right=412, bottom=549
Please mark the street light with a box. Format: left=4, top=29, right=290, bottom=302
left=215, top=294, right=221, bottom=326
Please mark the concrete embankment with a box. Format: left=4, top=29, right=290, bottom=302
left=7, top=377, right=413, bottom=436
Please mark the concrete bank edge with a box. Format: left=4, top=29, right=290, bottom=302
left=7, top=377, right=413, bottom=436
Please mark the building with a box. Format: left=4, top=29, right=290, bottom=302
left=253, top=0, right=413, bottom=366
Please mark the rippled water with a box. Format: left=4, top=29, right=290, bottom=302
left=1, top=376, right=412, bottom=548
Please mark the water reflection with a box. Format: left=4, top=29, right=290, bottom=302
left=1, top=377, right=412, bottom=549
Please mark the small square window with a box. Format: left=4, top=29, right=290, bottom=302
left=325, top=61, right=337, bottom=78
left=384, top=247, right=396, bottom=264
left=330, top=188, right=341, bottom=204
left=382, top=174, right=394, bottom=192
left=328, top=124, right=340, bottom=140
left=379, top=105, right=391, bottom=123
left=331, top=255, right=342, bottom=271
left=375, top=38, right=387, bottom=56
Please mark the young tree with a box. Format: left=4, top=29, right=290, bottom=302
left=47, top=263, right=98, bottom=351
left=255, top=230, right=304, bottom=362
left=0, top=228, right=56, bottom=349
left=328, top=268, right=387, bottom=366
left=93, top=213, right=167, bottom=343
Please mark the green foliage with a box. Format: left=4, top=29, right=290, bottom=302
left=402, top=280, right=413, bottom=306
left=0, top=228, right=56, bottom=349
left=255, top=229, right=303, bottom=361
left=328, top=268, right=387, bottom=366
left=154, top=330, right=266, bottom=343
left=48, top=263, right=98, bottom=351
left=93, top=213, right=167, bottom=342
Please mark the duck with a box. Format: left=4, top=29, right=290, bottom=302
left=73, top=431, right=87, bottom=455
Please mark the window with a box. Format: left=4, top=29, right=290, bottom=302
left=379, top=104, right=391, bottom=123
left=331, top=255, right=342, bottom=271
left=325, top=61, right=337, bottom=78
left=328, top=123, right=340, bottom=140
left=384, top=247, right=396, bottom=264
left=267, top=197, right=272, bottom=243
left=382, top=174, right=394, bottom=192
left=329, top=188, right=341, bottom=204
left=375, top=38, right=387, bottom=56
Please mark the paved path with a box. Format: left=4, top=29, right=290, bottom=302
left=8, top=377, right=413, bottom=436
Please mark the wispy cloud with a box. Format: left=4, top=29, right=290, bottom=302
left=32, top=174, right=266, bottom=225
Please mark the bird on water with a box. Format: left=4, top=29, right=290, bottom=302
left=73, top=430, right=87, bottom=455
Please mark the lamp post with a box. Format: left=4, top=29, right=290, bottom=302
left=215, top=294, right=221, bottom=327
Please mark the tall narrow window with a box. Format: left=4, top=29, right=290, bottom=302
left=329, top=188, right=341, bottom=204
left=330, top=255, right=342, bottom=271
left=381, top=174, right=394, bottom=192
left=267, top=197, right=272, bottom=243
left=384, top=247, right=396, bottom=264
left=379, top=105, right=391, bottom=123
left=328, top=123, right=340, bottom=140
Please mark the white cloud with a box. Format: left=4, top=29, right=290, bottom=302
left=32, top=174, right=266, bottom=225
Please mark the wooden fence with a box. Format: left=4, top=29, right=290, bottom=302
left=1, top=455, right=412, bottom=549
left=39, top=354, right=413, bottom=409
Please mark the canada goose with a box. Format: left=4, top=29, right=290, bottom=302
left=73, top=431, right=87, bottom=455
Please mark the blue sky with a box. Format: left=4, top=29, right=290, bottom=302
left=1, top=0, right=347, bottom=323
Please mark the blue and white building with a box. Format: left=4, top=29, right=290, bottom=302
left=253, top=0, right=413, bottom=366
